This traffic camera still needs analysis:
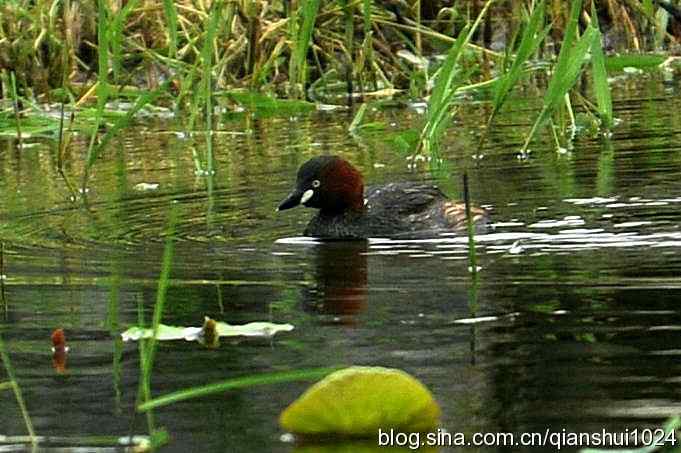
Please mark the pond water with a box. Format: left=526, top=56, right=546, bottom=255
left=1, top=76, right=681, bottom=452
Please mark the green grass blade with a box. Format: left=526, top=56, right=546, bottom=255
left=188, top=0, right=223, bottom=128
left=547, top=27, right=598, bottom=111
left=418, top=0, right=495, bottom=155
left=546, top=0, right=583, bottom=97
left=349, top=103, right=368, bottom=132
left=163, top=0, right=178, bottom=59
left=138, top=367, right=339, bottom=411
left=141, top=206, right=178, bottom=406
left=521, top=27, right=598, bottom=152
left=85, top=83, right=170, bottom=170
left=110, top=0, right=140, bottom=81
left=293, top=0, right=321, bottom=91
left=491, top=0, right=549, bottom=115
left=589, top=3, right=612, bottom=128
left=428, top=24, right=470, bottom=117
left=0, top=334, right=35, bottom=439
left=417, top=27, right=469, bottom=154
left=605, top=54, right=666, bottom=71
left=85, top=0, right=111, bottom=182
left=9, top=72, right=22, bottom=147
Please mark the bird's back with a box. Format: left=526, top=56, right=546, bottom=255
left=303, top=182, right=489, bottom=239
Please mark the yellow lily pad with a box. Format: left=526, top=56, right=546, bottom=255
left=280, top=366, right=441, bottom=437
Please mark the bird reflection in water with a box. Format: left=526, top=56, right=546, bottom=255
left=302, top=241, right=368, bottom=325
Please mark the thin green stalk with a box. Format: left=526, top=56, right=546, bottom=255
left=244, top=0, right=256, bottom=77
left=138, top=367, right=339, bottom=411
left=141, top=207, right=177, bottom=392
left=137, top=206, right=177, bottom=434
left=415, top=0, right=421, bottom=54
left=463, top=172, right=479, bottom=321
left=371, top=17, right=502, bottom=58
left=362, top=0, right=376, bottom=90
left=0, top=334, right=36, bottom=440
left=163, top=0, right=178, bottom=59
left=189, top=0, right=223, bottom=130
left=205, top=61, right=216, bottom=227
left=287, top=0, right=299, bottom=89
left=348, top=103, right=368, bottom=132
left=0, top=242, right=6, bottom=318
left=9, top=72, right=22, bottom=149
left=110, top=0, right=140, bottom=81
left=56, top=105, right=77, bottom=198
left=342, top=0, right=355, bottom=103
left=84, top=0, right=111, bottom=190
left=463, top=173, right=477, bottom=280
left=564, top=93, right=576, bottom=142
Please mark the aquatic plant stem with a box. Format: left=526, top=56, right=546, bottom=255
left=137, top=206, right=177, bottom=439
left=463, top=172, right=478, bottom=282
left=141, top=208, right=177, bottom=388
left=0, top=242, right=6, bottom=318
left=0, top=333, right=36, bottom=441
left=56, top=104, right=78, bottom=198
left=463, top=172, right=479, bottom=322
left=84, top=0, right=111, bottom=192
left=138, top=368, right=339, bottom=411
left=9, top=72, right=22, bottom=150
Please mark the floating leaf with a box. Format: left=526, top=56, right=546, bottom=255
left=604, top=54, right=666, bottom=72
left=221, top=90, right=315, bottom=115
left=280, top=366, right=441, bottom=436
left=121, top=318, right=294, bottom=342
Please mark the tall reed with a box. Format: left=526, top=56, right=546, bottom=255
left=482, top=0, right=550, bottom=144
left=137, top=206, right=177, bottom=443
left=417, top=0, right=495, bottom=156
left=290, top=0, right=321, bottom=98
left=519, top=0, right=607, bottom=153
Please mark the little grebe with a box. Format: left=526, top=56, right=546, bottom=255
left=277, top=155, right=489, bottom=239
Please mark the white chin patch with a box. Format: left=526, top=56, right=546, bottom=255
left=301, top=189, right=314, bottom=205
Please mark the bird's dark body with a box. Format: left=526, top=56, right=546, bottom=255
left=304, top=182, right=487, bottom=239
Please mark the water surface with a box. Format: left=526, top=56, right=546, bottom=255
left=1, top=77, right=681, bottom=452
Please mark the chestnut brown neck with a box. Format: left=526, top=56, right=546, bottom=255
left=321, top=158, right=365, bottom=213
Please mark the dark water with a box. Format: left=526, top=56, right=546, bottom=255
left=1, top=76, right=681, bottom=452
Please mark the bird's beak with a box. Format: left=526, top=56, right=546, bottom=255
left=277, top=189, right=303, bottom=211
left=277, top=188, right=314, bottom=211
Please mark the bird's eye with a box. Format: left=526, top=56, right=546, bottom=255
left=311, top=179, right=321, bottom=188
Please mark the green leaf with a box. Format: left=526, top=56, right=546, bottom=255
left=546, top=0, right=582, bottom=98
left=604, top=54, right=666, bottom=71
left=522, top=27, right=598, bottom=151
left=138, top=368, right=336, bottom=411
left=86, top=82, right=170, bottom=169
left=589, top=2, right=612, bottom=128
left=279, top=366, right=441, bottom=436
left=292, top=0, right=321, bottom=88
left=223, top=90, right=316, bottom=115
left=492, top=0, right=550, bottom=115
